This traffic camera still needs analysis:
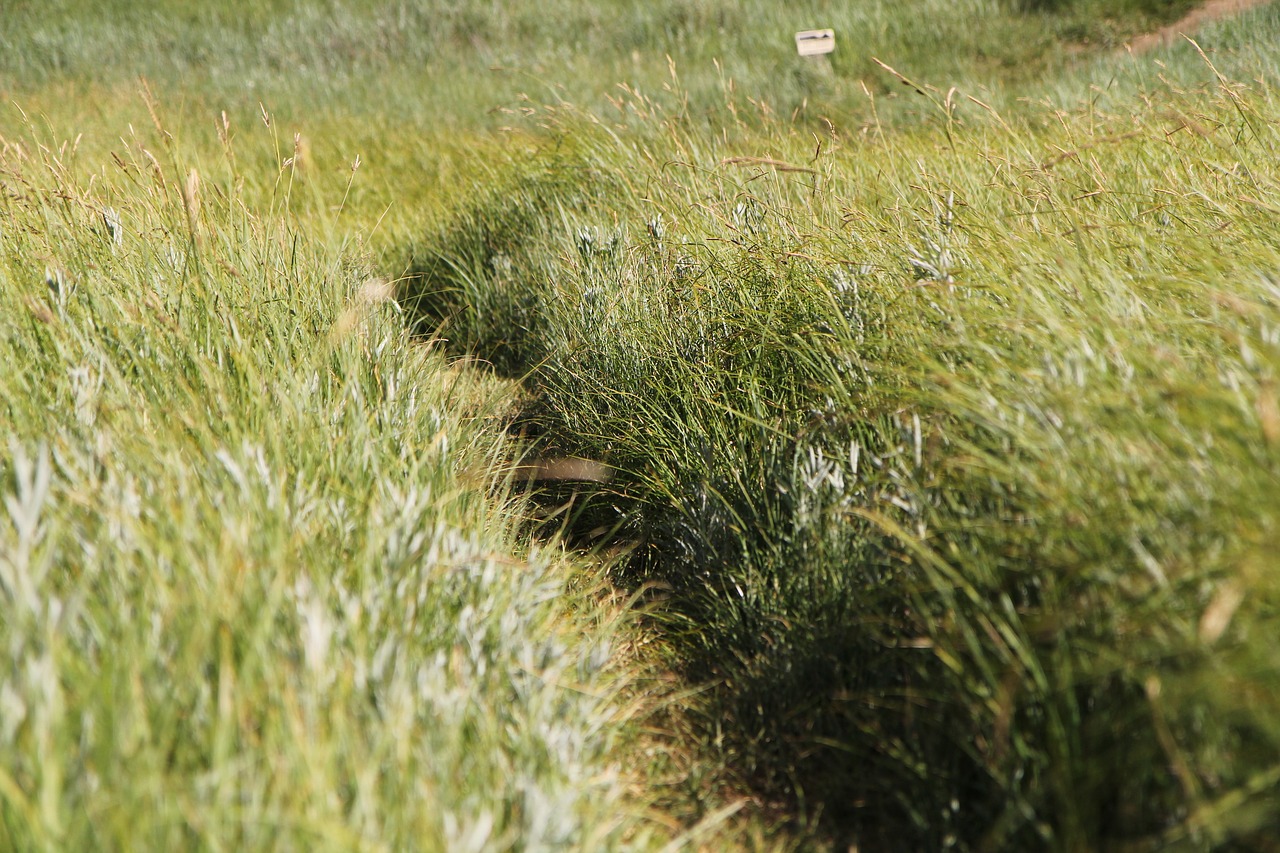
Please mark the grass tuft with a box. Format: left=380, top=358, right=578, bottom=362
left=406, top=61, right=1280, bottom=848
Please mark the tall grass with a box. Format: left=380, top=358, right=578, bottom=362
left=7, top=0, right=1260, bottom=143
left=405, top=56, right=1280, bottom=849
left=8, top=0, right=1280, bottom=849
left=0, top=108, right=654, bottom=850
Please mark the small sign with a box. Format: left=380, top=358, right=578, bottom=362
left=795, top=29, right=835, bottom=57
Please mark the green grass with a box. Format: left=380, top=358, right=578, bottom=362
left=404, top=30, right=1280, bottom=849
left=0, top=0, right=1249, bottom=139
left=0, top=105, right=660, bottom=851
left=5, top=0, right=1280, bottom=851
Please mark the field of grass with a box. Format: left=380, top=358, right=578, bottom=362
left=5, top=0, right=1280, bottom=851
left=0, top=95, right=671, bottom=848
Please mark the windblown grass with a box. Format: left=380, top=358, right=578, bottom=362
left=405, top=51, right=1280, bottom=849
left=0, top=110, right=656, bottom=850
left=7, top=0, right=1280, bottom=850
left=4, top=0, right=1257, bottom=143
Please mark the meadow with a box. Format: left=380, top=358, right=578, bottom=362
left=4, top=0, right=1280, bottom=850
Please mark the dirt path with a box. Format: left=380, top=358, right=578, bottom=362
left=1129, top=0, right=1275, bottom=52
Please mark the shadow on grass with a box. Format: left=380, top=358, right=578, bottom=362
left=388, top=143, right=1279, bottom=851
left=394, top=270, right=1177, bottom=853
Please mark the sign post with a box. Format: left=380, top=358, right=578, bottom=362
left=795, top=29, right=836, bottom=57
left=795, top=28, right=835, bottom=87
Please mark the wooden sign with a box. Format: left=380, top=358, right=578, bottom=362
left=795, top=29, right=835, bottom=57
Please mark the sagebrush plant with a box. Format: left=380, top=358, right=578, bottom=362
left=0, top=111, right=654, bottom=851
left=406, top=56, right=1280, bottom=849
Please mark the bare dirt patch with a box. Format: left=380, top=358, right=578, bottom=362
left=1129, top=0, right=1275, bottom=52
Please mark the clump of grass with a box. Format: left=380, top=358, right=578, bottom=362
left=407, top=61, right=1280, bottom=849
left=0, top=109, right=654, bottom=851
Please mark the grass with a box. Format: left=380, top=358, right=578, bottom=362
left=5, top=0, right=1280, bottom=850
left=404, top=23, right=1280, bottom=849
left=0, top=0, right=1242, bottom=140
left=0, top=104, right=658, bottom=850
